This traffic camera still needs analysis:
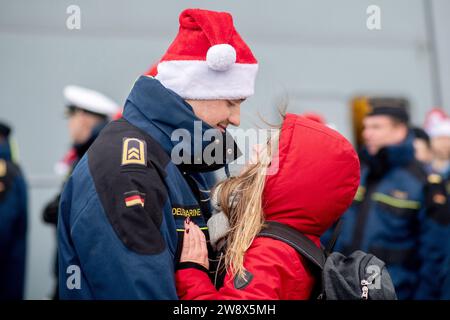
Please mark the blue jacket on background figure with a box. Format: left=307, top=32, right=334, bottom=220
left=322, top=134, right=450, bottom=300
left=442, top=232, right=450, bottom=299
left=0, top=127, right=28, bottom=300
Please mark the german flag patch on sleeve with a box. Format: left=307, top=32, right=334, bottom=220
left=124, top=191, right=146, bottom=208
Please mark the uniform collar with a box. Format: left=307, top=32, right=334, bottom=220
left=361, top=133, right=415, bottom=178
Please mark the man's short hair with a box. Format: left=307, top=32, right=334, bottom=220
left=412, top=127, right=431, bottom=147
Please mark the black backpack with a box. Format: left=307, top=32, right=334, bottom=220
left=209, top=220, right=397, bottom=300
left=258, top=221, right=398, bottom=300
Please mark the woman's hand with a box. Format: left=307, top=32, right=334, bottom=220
left=180, top=218, right=209, bottom=270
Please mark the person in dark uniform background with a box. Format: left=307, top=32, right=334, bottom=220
left=42, top=85, right=119, bottom=299
left=424, top=109, right=450, bottom=184
left=322, top=98, right=450, bottom=299
left=421, top=110, right=450, bottom=299
left=412, top=127, right=433, bottom=167
left=422, top=109, right=450, bottom=299
left=0, top=122, right=28, bottom=300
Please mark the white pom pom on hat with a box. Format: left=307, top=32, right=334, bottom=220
left=206, top=44, right=237, bottom=71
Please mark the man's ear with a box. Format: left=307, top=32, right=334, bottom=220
left=396, top=123, right=409, bottom=140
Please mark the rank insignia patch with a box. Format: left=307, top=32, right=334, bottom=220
left=122, top=138, right=146, bottom=166
left=124, top=191, right=146, bottom=208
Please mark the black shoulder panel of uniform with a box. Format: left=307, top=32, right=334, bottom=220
left=88, top=118, right=171, bottom=254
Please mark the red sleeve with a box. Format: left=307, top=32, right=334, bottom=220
left=175, top=237, right=315, bottom=300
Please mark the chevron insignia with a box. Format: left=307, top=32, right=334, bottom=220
left=121, top=138, right=146, bottom=166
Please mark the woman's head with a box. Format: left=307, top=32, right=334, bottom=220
left=263, top=114, right=360, bottom=236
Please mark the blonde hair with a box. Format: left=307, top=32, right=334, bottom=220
left=215, top=129, right=280, bottom=280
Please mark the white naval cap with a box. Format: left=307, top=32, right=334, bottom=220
left=63, top=85, right=119, bottom=118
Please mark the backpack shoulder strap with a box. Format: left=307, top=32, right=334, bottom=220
left=258, top=221, right=326, bottom=270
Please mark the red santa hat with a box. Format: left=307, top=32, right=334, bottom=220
left=147, top=8, right=258, bottom=100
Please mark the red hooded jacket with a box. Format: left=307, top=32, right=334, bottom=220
left=176, top=113, right=360, bottom=299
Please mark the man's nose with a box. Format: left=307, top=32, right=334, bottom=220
left=229, top=105, right=241, bottom=127
left=362, top=128, right=370, bottom=140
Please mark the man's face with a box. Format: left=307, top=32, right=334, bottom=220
left=413, top=138, right=433, bottom=163
left=431, top=136, right=450, bottom=160
left=67, top=108, right=102, bottom=144
left=186, top=99, right=243, bottom=132
left=362, top=115, right=408, bottom=155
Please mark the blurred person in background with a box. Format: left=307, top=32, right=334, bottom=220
left=322, top=98, right=449, bottom=299
left=0, top=122, right=28, bottom=300
left=42, top=86, right=119, bottom=299
left=412, top=127, right=433, bottom=166
left=423, top=108, right=450, bottom=300
left=424, top=108, right=450, bottom=183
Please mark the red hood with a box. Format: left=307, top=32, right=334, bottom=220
left=263, top=113, right=360, bottom=237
